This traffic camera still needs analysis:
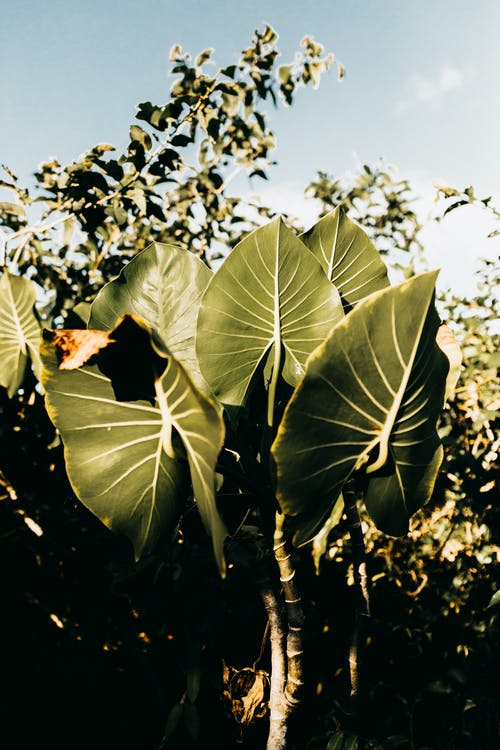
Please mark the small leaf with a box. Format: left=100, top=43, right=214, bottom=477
left=171, top=134, right=191, bottom=147
left=130, top=125, right=152, bottom=151
left=169, top=44, right=183, bottom=61
left=0, top=202, right=26, bottom=218
left=187, top=666, right=201, bottom=703
left=436, top=323, right=462, bottom=402
left=487, top=590, right=500, bottom=609
left=195, top=48, right=214, bottom=67
left=162, top=703, right=183, bottom=739
left=312, top=494, right=344, bottom=574
left=278, top=65, right=292, bottom=84
left=183, top=703, right=200, bottom=740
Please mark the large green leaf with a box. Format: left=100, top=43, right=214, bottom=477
left=300, top=206, right=390, bottom=311
left=89, top=242, right=212, bottom=388
left=0, top=270, right=42, bottom=396
left=41, top=314, right=228, bottom=575
left=196, top=217, right=344, bottom=416
left=271, top=271, right=449, bottom=545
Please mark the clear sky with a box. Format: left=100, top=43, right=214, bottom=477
left=2, top=0, right=499, bottom=295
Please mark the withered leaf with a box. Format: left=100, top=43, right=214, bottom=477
left=44, top=328, right=114, bottom=370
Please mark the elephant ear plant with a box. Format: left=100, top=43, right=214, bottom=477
left=27, top=206, right=459, bottom=748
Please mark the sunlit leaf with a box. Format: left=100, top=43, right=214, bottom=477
left=487, top=590, right=500, bottom=609
left=196, top=217, right=344, bottom=414
left=312, top=494, right=345, bottom=575
left=271, top=271, right=449, bottom=545
left=0, top=271, right=42, bottom=396
left=41, top=314, right=228, bottom=575
left=0, top=202, right=26, bottom=218
left=300, top=206, right=389, bottom=310
left=436, top=323, right=462, bottom=402
left=90, top=242, right=212, bottom=389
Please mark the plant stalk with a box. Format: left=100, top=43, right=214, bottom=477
left=257, top=566, right=288, bottom=749
left=344, top=479, right=370, bottom=706
left=273, top=512, right=305, bottom=706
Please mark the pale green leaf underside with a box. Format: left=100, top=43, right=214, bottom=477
left=0, top=271, right=42, bottom=396
left=300, top=206, right=390, bottom=310
left=90, top=242, right=212, bottom=389
left=271, top=270, right=449, bottom=545
left=197, top=216, right=344, bottom=406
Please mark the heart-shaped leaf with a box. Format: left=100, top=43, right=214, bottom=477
left=271, top=270, right=449, bottom=545
left=41, top=314, right=228, bottom=575
left=90, top=242, right=212, bottom=389
left=300, top=206, right=390, bottom=311
left=0, top=271, right=42, bottom=396
left=196, top=217, right=344, bottom=415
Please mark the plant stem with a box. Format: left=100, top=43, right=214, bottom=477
left=344, top=479, right=370, bottom=706
left=254, top=514, right=305, bottom=750
left=257, top=565, right=288, bottom=749
left=273, top=512, right=305, bottom=707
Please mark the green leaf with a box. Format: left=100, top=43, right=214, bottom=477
left=162, top=703, right=183, bottom=739
left=41, top=315, right=228, bottom=575
left=0, top=202, right=26, bottom=218
left=90, top=242, right=212, bottom=390
left=271, top=271, right=449, bottom=545
left=487, top=590, right=500, bottom=609
left=300, top=206, right=390, bottom=310
left=70, top=301, right=92, bottom=327
left=0, top=271, right=42, bottom=396
left=436, top=323, right=462, bottom=402
left=326, top=732, right=358, bottom=750
left=130, top=124, right=152, bottom=151
left=196, top=217, right=344, bottom=413
left=278, top=65, right=292, bottom=84
left=312, top=494, right=344, bottom=575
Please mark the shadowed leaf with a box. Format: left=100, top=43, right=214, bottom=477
left=41, top=314, right=228, bottom=575
left=0, top=271, right=42, bottom=396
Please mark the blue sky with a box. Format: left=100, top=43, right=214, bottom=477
left=2, top=0, right=499, bottom=294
